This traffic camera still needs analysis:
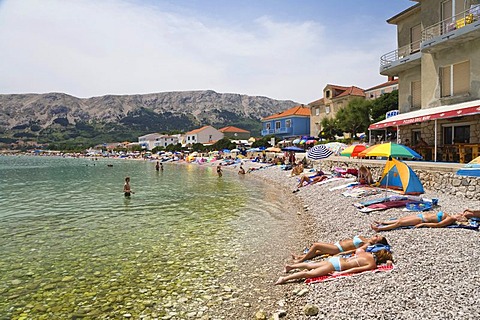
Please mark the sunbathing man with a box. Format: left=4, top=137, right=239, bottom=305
left=371, top=211, right=469, bottom=231
left=291, top=235, right=389, bottom=263
left=276, top=248, right=393, bottom=285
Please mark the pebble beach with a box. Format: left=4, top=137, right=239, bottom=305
left=211, top=159, right=480, bottom=320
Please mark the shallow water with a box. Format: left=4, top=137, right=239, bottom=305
left=0, top=156, right=296, bottom=319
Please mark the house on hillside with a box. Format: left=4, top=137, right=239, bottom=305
left=365, top=77, right=399, bottom=100
left=138, top=133, right=179, bottom=150
left=371, top=0, right=480, bottom=163
left=308, top=85, right=365, bottom=138
left=261, top=105, right=310, bottom=139
left=219, top=126, right=250, bottom=140
left=185, top=126, right=224, bottom=145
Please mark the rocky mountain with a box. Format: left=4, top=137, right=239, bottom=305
left=0, top=90, right=298, bottom=147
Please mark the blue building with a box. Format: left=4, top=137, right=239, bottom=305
left=261, top=105, right=311, bottom=139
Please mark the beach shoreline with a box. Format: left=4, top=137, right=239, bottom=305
left=187, top=158, right=480, bottom=319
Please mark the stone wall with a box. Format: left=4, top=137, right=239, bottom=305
left=319, top=158, right=480, bottom=200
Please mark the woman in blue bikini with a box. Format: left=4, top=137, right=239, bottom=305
left=275, top=248, right=393, bottom=285
left=291, top=235, right=389, bottom=263
left=371, top=211, right=468, bottom=232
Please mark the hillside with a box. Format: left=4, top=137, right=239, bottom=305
left=0, top=90, right=298, bottom=148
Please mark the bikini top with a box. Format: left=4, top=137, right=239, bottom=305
left=352, top=236, right=364, bottom=248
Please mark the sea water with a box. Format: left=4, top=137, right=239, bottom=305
left=0, top=156, right=295, bottom=319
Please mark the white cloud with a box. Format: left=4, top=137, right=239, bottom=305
left=0, top=0, right=397, bottom=103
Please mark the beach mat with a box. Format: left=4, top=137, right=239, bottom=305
left=305, top=264, right=395, bottom=284
left=358, top=200, right=412, bottom=213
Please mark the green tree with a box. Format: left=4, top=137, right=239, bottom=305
left=335, top=98, right=371, bottom=137
left=319, top=117, right=340, bottom=140
left=191, top=143, right=205, bottom=152
left=251, top=135, right=274, bottom=148
left=211, top=138, right=236, bottom=151
left=165, top=143, right=183, bottom=152
left=370, top=90, right=399, bottom=123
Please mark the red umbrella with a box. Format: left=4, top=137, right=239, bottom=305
left=340, top=144, right=367, bottom=158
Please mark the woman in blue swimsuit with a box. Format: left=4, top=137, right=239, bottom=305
left=371, top=211, right=468, bottom=232
left=275, top=248, right=393, bottom=285
left=291, top=235, right=389, bottom=263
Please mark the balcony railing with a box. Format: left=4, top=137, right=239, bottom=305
left=261, top=127, right=293, bottom=136
left=422, top=5, right=480, bottom=41
left=380, top=39, right=421, bottom=67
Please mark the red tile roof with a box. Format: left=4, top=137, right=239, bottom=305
left=365, top=79, right=399, bottom=92
left=219, top=126, right=250, bottom=133
left=262, top=105, right=311, bottom=120
left=335, top=86, right=365, bottom=98
left=186, top=125, right=212, bottom=135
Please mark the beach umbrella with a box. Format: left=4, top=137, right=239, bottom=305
left=292, top=138, right=301, bottom=144
left=307, top=144, right=333, bottom=160
left=231, top=148, right=240, bottom=152
left=266, top=147, right=281, bottom=152
left=456, top=156, right=480, bottom=177
left=306, top=139, right=316, bottom=144
left=325, top=142, right=348, bottom=155
left=340, top=144, right=367, bottom=158
left=282, top=146, right=304, bottom=152
left=358, top=142, right=422, bottom=159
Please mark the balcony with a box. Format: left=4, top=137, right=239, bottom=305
left=379, top=40, right=422, bottom=76
left=421, top=6, right=480, bottom=53
left=261, top=127, right=293, bottom=136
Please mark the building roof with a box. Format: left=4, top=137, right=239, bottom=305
left=219, top=126, right=250, bottom=133
left=365, top=79, right=399, bottom=92
left=334, top=86, right=365, bottom=98
left=308, top=98, right=324, bottom=106
left=185, top=125, right=213, bottom=135
left=369, top=99, right=480, bottom=129
left=387, top=3, right=421, bottom=25
left=262, top=105, right=310, bottom=121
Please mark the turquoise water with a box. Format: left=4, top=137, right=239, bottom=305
left=0, top=156, right=294, bottom=319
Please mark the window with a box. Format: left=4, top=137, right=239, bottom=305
left=266, top=123, right=271, bottom=130
left=325, top=106, right=330, bottom=114
left=411, top=81, right=421, bottom=109
left=275, top=121, right=281, bottom=130
left=285, top=119, right=292, bottom=128
left=315, top=108, right=320, bottom=116
left=325, top=90, right=331, bottom=98
left=441, top=61, right=470, bottom=97
left=410, top=24, right=421, bottom=52
left=443, top=124, right=470, bottom=144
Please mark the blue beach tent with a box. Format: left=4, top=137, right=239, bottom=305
left=377, top=158, right=424, bottom=195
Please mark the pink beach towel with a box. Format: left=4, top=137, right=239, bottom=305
left=305, top=264, right=395, bottom=284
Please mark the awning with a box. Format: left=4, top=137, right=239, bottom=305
left=369, top=99, right=480, bottom=130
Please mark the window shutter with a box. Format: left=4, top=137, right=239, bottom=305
left=411, top=81, right=421, bottom=108
left=453, top=60, right=470, bottom=95
left=441, top=66, right=451, bottom=97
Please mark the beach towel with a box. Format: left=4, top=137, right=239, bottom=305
left=353, top=195, right=420, bottom=208
left=341, top=187, right=382, bottom=198
left=358, top=200, right=412, bottom=213
left=305, top=264, right=395, bottom=284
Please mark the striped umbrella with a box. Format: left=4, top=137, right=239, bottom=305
left=307, top=144, right=333, bottom=160
left=456, top=156, right=480, bottom=177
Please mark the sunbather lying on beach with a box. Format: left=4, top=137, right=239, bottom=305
left=291, top=235, right=389, bottom=263
left=371, top=211, right=469, bottom=231
left=295, top=169, right=327, bottom=189
left=276, top=248, right=393, bottom=285
left=463, top=209, right=480, bottom=219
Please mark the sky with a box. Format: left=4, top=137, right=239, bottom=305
left=0, top=0, right=414, bottom=104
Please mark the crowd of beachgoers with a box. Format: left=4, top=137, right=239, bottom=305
left=179, top=153, right=479, bottom=319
